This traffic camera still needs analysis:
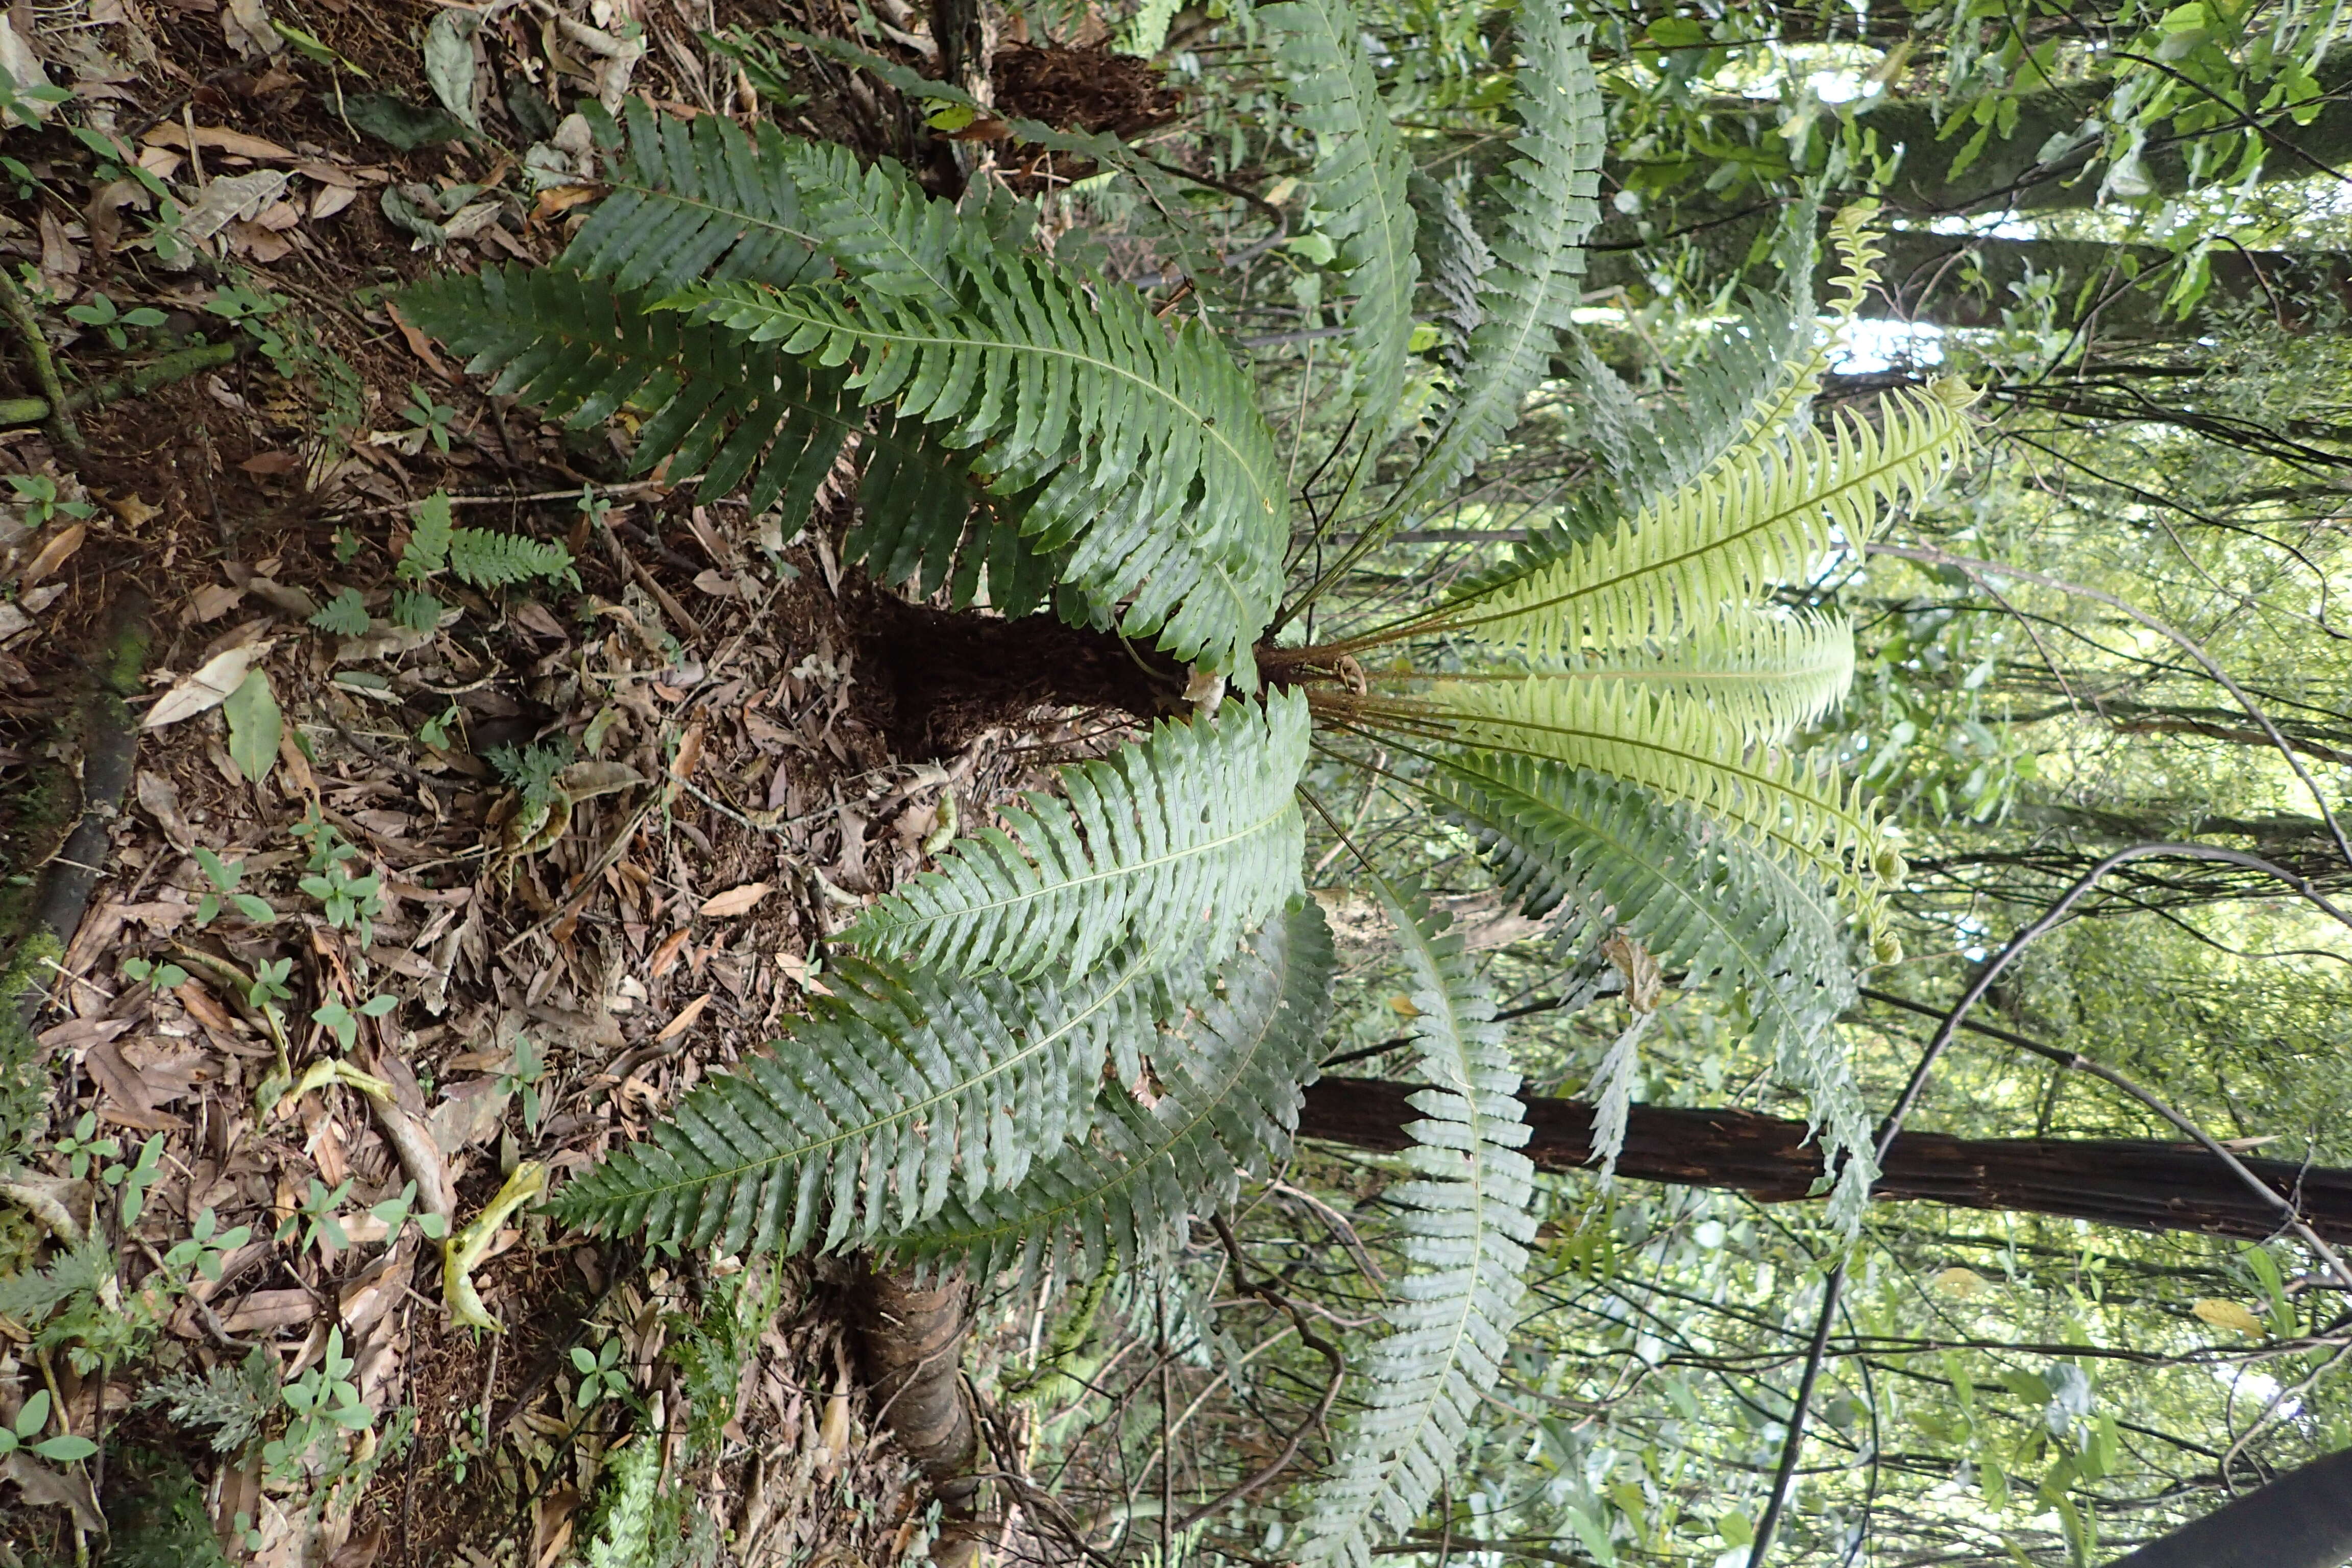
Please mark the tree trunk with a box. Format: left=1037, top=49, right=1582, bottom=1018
left=2106, top=1447, right=2352, bottom=1566
left=1297, top=1076, right=2352, bottom=1243
left=1864, top=231, right=2352, bottom=336
left=1586, top=52, right=2352, bottom=229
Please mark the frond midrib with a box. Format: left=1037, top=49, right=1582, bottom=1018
left=870, top=795, right=1300, bottom=945
left=1381, top=981, right=1503, bottom=1478
left=1441, top=757, right=1830, bottom=1038
left=689, top=287, right=1282, bottom=525
left=1442, top=416, right=1940, bottom=638
left=908, top=988, right=1294, bottom=1250
left=574, top=947, right=1156, bottom=1211
left=453, top=277, right=871, bottom=445
left=1416, top=694, right=1880, bottom=859
left=595, top=168, right=827, bottom=265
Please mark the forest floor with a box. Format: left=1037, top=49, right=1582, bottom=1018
left=0, top=1, right=1158, bottom=1563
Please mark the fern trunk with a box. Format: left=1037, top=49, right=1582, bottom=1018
left=860, top=591, right=1190, bottom=755
left=1298, top=1076, right=2352, bottom=1244
left=853, top=1265, right=990, bottom=1565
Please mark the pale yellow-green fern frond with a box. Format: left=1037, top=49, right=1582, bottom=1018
left=1416, top=676, right=1898, bottom=923
left=1420, top=607, right=1854, bottom=746
left=1734, top=204, right=1886, bottom=448
left=1437, top=379, right=1974, bottom=657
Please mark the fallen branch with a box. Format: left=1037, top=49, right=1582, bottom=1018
left=0, top=338, right=242, bottom=429
left=0, top=266, right=82, bottom=451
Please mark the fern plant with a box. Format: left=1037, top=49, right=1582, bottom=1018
left=427, top=0, right=1978, bottom=1549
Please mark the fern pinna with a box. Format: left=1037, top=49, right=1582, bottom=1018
left=434, top=0, right=1981, bottom=1545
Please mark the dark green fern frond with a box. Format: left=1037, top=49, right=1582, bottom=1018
left=400, top=266, right=861, bottom=519
left=849, top=692, right=1311, bottom=981
left=1413, top=173, right=1489, bottom=376
left=888, top=898, right=1337, bottom=1282
left=546, top=945, right=1169, bottom=1256
left=565, top=99, right=1020, bottom=303
left=561, top=100, right=834, bottom=295
left=1265, top=0, right=1419, bottom=438
left=667, top=262, right=1289, bottom=675
left=1562, top=205, right=1821, bottom=513
left=1300, top=879, right=1534, bottom=1568
left=1434, top=755, right=1872, bottom=1220
left=1375, top=0, right=1602, bottom=531
left=843, top=413, right=1059, bottom=616
left=725, top=27, right=1233, bottom=295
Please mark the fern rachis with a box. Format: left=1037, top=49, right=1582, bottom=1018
left=889, top=898, right=1338, bottom=1282
left=1297, top=881, right=1534, bottom=1568
left=849, top=692, right=1311, bottom=982
left=548, top=944, right=1172, bottom=1255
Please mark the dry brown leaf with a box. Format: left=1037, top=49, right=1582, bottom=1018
left=18, top=523, right=84, bottom=586
left=3, top=1452, right=103, bottom=1533
left=530, top=185, right=601, bottom=225
left=648, top=928, right=692, bottom=978
left=104, top=492, right=161, bottom=527
left=1601, top=928, right=1664, bottom=1014
left=532, top=1490, right=578, bottom=1568
left=179, top=169, right=288, bottom=243
left=329, top=1523, right=388, bottom=1568
left=219, top=1289, right=317, bottom=1334
left=174, top=979, right=241, bottom=1036
left=671, top=720, right=706, bottom=785
left=85, top=1038, right=159, bottom=1115
left=134, top=769, right=194, bottom=848
left=310, top=183, right=359, bottom=221
left=698, top=883, right=769, bottom=918
left=144, top=640, right=270, bottom=727
left=141, top=121, right=298, bottom=161
left=382, top=301, right=451, bottom=380
left=120, top=1038, right=207, bottom=1104
left=186, top=581, right=246, bottom=622
left=655, top=993, right=712, bottom=1042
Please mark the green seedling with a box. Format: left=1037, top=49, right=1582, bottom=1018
left=400, top=382, right=459, bottom=452
left=313, top=991, right=397, bottom=1051
left=248, top=957, right=295, bottom=1012
left=161, top=1207, right=254, bottom=1284
left=6, top=473, right=95, bottom=525
left=417, top=703, right=462, bottom=750
left=121, top=955, right=190, bottom=990
left=278, top=1177, right=354, bottom=1256
left=571, top=1333, right=629, bottom=1411
left=265, top=1328, right=373, bottom=1478
left=294, top=821, right=384, bottom=946
left=62, top=290, right=165, bottom=349
left=53, top=1111, right=118, bottom=1181
left=194, top=847, right=276, bottom=926
left=0, top=1391, right=97, bottom=1464
left=498, top=1036, right=547, bottom=1135
left=369, top=1180, right=449, bottom=1243
left=116, top=1133, right=166, bottom=1223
